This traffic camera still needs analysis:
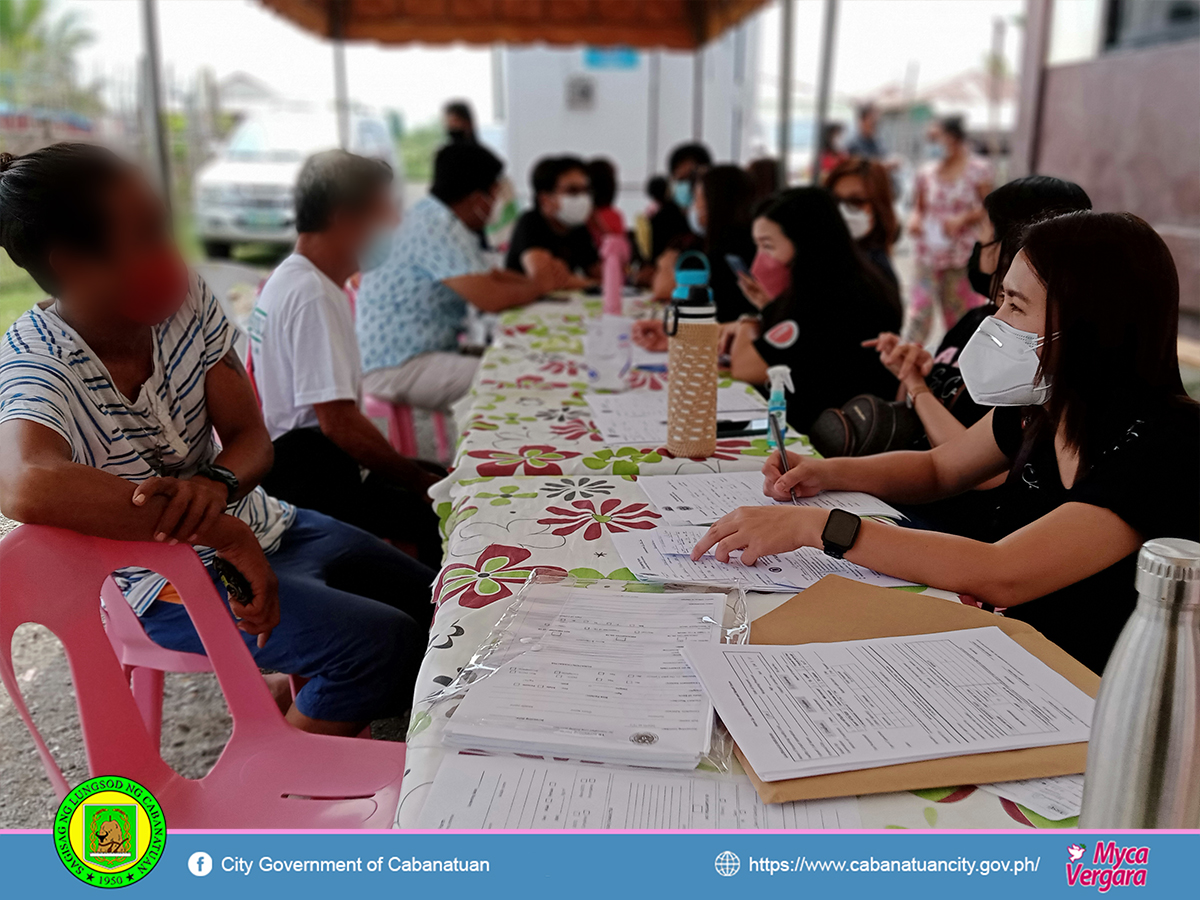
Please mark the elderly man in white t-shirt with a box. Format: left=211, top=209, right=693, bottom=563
left=249, top=150, right=443, bottom=567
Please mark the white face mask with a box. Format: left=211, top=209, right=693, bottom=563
left=687, top=204, right=706, bottom=237
left=958, top=315, right=1053, bottom=407
left=839, top=203, right=873, bottom=240
left=555, top=193, right=592, bottom=227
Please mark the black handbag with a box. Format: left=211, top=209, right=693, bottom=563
left=808, top=394, right=923, bottom=458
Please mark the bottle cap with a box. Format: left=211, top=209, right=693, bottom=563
left=1135, top=538, right=1200, bottom=610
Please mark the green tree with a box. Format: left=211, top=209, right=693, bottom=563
left=0, top=0, right=99, bottom=112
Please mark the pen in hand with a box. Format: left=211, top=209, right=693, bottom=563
left=769, top=414, right=799, bottom=506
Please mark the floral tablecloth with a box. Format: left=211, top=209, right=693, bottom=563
left=395, top=295, right=1076, bottom=831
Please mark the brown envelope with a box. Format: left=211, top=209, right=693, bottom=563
left=733, top=575, right=1099, bottom=804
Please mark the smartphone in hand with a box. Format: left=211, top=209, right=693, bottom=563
left=725, top=254, right=751, bottom=278
left=213, top=556, right=254, bottom=607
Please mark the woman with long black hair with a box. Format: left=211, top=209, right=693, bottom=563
left=695, top=211, right=1200, bottom=673
left=726, top=187, right=902, bottom=431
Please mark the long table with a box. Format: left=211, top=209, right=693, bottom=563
left=394, top=294, right=1074, bottom=831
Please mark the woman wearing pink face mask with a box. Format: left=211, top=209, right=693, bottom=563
left=725, top=188, right=902, bottom=431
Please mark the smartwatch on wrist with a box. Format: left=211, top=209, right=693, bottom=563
left=821, top=509, right=861, bottom=559
left=196, top=462, right=239, bottom=505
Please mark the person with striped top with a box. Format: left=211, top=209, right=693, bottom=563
left=0, top=143, right=435, bottom=736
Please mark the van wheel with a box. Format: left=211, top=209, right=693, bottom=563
left=203, top=240, right=232, bottom=259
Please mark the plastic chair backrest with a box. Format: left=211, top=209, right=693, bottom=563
left=0, top=526, right=284, bottom=797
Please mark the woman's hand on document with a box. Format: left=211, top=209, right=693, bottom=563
left=690, top=505, right=820, bottom=565
left=761, top=450, right=829, bottom=502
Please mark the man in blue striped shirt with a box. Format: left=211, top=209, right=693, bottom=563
left=0, top=143, right=435, bottom=735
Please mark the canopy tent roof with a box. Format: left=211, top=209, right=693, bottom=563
left=258, top=0, right=771, bottom=51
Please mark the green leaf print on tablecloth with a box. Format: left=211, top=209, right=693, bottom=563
left=581, top=447, right=664, bottom=474
left=476, top=485, right=540, bottom=506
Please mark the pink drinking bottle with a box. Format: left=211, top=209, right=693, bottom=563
left=600, top=233, right=630, bottom=315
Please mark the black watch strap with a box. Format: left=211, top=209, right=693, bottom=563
left=197, top=463, right=238, bottom=505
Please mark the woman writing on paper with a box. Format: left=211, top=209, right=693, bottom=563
left=691, top=212, right=1200, bottom=673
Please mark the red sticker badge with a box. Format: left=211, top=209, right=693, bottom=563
left=763, top=319, right=799, bottom=349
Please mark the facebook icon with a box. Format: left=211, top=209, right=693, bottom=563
left=188, top=851, right=213, bottom=877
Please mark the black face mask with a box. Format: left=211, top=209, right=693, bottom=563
left=967, top=241, right=994, bottom=298
left=446, top=128, right=471, bottom=145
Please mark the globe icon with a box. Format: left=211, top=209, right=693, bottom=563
left=714, top=850, right=741, bottom=877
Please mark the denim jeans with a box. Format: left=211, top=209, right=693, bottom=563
left=140, top=509, right=436, bottom=722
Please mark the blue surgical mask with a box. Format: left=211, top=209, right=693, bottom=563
left=358, top=226, right=394, bottom=273
left=671, top=180, right=693, bottom=209
left=687, top=204, right=706, bottom=237
left=926, top=141, right=946, bottom=161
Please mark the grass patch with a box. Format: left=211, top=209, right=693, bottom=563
left=0, top=250, right=45, bottom=334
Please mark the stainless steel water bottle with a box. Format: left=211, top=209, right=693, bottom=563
left=1079, top=538, right=1200, bottom=827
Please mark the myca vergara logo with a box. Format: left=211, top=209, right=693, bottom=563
left=54, top=776, right=166, bottom=888
left=1065, top=841, right=1149, bottom=892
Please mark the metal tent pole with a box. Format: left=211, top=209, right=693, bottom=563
left=331, top=0, right=350, bottom=149
left=810, top=0, right=839, bottom=185
left=139, top=0, right=171, bottom=212
left=777, top=0, right=793, bottom=187
left=692, top=46, right=704, bottom=140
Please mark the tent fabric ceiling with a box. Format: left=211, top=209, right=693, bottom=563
left=258, top=0, right=771, bottom=51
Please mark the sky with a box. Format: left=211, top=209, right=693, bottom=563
left=61, top=0, right=1023, bottom=127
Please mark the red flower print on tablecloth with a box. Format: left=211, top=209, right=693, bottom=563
left=478, top=375, right=571, bottom=390
left=540, top=359, right=585, bottom=378
left=467, top=444, right=581, bottom=476
left=538, top=498, right=661, bottom=541
left=433, top=545, right=567, bottom=609
left=550, top=418, right=603, bottom=442
left=628, top=368, right=668, bottom=391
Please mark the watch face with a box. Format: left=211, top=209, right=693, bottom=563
left=824, top=509, right=860, bottom=547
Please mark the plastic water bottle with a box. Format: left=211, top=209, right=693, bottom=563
left=766, top=365, right=794, bottom=451
left=600, top=233, right=629, bottom=316
left=584, top=316, right=631, bottom=392
left=1079, top=538, right=1200, bottom=828
left=665, top=268, right=719, bottom=458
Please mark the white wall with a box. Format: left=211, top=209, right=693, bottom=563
left=500, top=21, right=760, bottom=223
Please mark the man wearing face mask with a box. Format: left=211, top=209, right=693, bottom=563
left=250, top=150, right=446, bottom=567
left=504, top=156, right=600, bottom=287
left=357, top=143, right=561, bottom=416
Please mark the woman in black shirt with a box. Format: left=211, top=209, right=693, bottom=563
left=728, top=187, right=902, bottom=431
left=696, top=211, right=1199, bottom=673
left=868, top=176, right=1093, bottom=452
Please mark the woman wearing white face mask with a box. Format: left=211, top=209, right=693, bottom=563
left=825, top=157, right=899, bottom=291
left=693, top=211, right=1199, bottom=674
left=505, top=155, right=600, bottom=289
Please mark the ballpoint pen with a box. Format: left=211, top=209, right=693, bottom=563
left=768, top=414, right=799, bottom=506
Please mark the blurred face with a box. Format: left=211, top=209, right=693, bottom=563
left=751, top=216, right=795, bottom=267
left=444, top=112, right=472, bottom=138
left=539, top=167, right=591, bottom=222
left=977, top=212, right=1001, bottom=274
left=340, top=187, right=398, bottom=247
left=995, top=251, right=1048, bottom=349
left=671, top=158, right=701, bottom=184
left=460, top=183, right=499, bottom=233
left=50, top=168, right=189, bottom=325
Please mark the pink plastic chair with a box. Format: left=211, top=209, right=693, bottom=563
left=100, top=577, right=211, bottom=748
left=363, top=393, right=453, bottom=461
left=0, top=525, right=406, bottom=828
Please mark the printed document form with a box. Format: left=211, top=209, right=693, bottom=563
left=683, top=627, right=1094, bottom=782
left=611, top=528, right=914, bottom=591
left=978, top=774, right=1085, bottom=820
left=417, top=754, right=862, bottom=830
left=586, top=389, right=767, bottom=446
left=443, top=588, right=727, bottom=767
left=636, top=470, right=904, bottom=527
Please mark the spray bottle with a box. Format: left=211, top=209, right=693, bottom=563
left=766, top=365, right=794, bottom=451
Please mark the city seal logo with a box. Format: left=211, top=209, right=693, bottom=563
left=54, top=776, right=165, bottom=888
left=629, top=732, right=659, bottom=745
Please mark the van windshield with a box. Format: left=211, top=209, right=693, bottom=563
left=225, top=115, right=337, bottom=162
